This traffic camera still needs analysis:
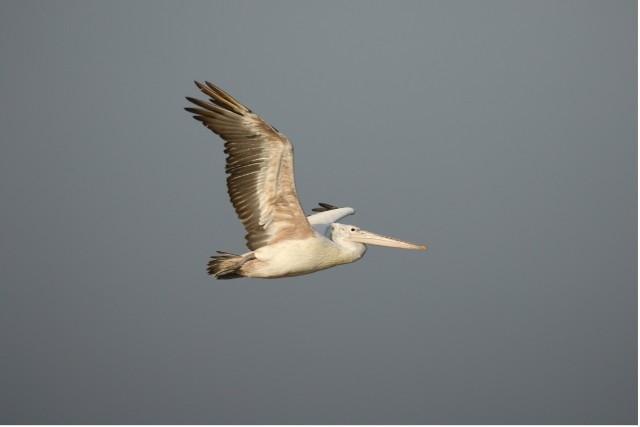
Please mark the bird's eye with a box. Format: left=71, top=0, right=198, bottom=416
left=350, top=228, right=356, bottom=232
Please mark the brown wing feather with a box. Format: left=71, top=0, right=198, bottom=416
left=186, top=81, right=314, bottom=250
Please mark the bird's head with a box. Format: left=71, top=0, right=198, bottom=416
left=329, top=223, right=427, bottom=251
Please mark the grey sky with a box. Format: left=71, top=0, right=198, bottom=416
left=0, top=0, right=636, bottom=423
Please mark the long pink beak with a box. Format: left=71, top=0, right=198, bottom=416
left=350, top=229, right=427, bottom=251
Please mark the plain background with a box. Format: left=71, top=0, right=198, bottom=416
left=0, top=0, right=636, bottom=424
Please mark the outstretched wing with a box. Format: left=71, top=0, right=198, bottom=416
left=186, top=81, right=314, bottom=250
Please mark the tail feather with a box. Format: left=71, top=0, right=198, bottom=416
left=207, top=252, right=252, bottom=279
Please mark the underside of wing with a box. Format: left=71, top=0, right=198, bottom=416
left=185, top=81, right=314, bottom=250
left=307, top=203, right=355, bottom=227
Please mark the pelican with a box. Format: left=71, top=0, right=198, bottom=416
left=185, top=81, right=427, bottom=279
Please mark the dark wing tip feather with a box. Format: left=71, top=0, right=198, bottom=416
left=192, top=80, right=250, bottom=115
left=311, top=202, right=339, bottom=212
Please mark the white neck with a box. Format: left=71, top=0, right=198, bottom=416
left=332, top=236, right=367, bottom=261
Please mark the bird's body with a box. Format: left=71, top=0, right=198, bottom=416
left=239, top=231, right=365, bottom=278
left=186, top=81, right=426, bottom=279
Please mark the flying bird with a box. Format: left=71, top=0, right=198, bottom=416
left=185, top=81, right=427, bottom=279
